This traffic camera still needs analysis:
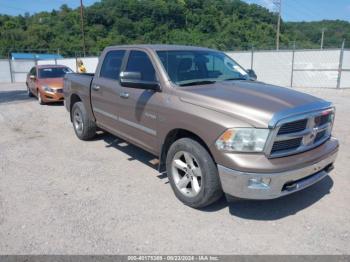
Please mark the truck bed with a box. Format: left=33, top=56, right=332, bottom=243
left=63, top=73, right=94, bottom=114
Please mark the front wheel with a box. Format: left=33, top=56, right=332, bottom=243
left=166, top=138, right=223, bottom=208
left=37, top=90, right=45, bottom=105
left=71, top=101, right=96, bottom=140
left=26, top=84, right=34, bottom=97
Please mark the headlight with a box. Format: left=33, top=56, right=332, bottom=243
left=215, top=128, right=269, bottom=152
left=43, top=85, right=55, bottom=93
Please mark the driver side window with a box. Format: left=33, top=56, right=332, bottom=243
left=125, top=51, right=156, bottom=81
left=100, top=50, right=126, bottom=80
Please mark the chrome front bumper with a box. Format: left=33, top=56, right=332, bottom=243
left=217, top=146, right=338, bottom=200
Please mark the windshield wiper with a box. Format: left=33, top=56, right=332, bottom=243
left=178, top=80, right=217, bottom=87
left=222, top=77, right=247, bottom=81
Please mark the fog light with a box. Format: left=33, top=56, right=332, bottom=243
left=248, top=177, right=271, bottom=189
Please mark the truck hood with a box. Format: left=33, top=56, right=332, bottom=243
left=179, top=80, right=327, bottom=128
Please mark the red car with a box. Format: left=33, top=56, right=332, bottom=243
left=26, top=65, right=73, bottom=104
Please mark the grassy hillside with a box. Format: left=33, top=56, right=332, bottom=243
left=0, top=0, right=349, bottom=57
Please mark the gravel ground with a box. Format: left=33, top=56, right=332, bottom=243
left=0, top=83, right=349, bottom=255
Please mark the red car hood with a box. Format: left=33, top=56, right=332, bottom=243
left=37, top=78, right=64, bottom=88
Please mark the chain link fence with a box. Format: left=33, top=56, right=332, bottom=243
left=0, top=48, right=349, bottom=89
left=0, top=56, right=99, bottom=83
left=227, top=47, right=349, bottom=88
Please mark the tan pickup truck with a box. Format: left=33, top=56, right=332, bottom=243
left=63, top=44, right=339, bottom=208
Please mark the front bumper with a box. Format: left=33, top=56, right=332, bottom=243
left=42, top=90, right=64, bottom=102
left=218, top=140, right=338, bottom=200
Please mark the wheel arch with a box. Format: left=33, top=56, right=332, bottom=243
left=159, top=128, right=215, bottom=173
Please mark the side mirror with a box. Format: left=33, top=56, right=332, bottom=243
left=29, top=75, right=36, bottom=80
left=120, top=71, right=160, bottom=91
left=247, top=69, right=257, bottom=81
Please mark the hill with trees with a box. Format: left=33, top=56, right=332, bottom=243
left=0, top=0, right=349, bottom=58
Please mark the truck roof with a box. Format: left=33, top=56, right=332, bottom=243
left=104, top=44, right=216, bottom=52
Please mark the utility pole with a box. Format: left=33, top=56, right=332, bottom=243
left=320, top=28, right=325, bottom=49
left=336, top=39, right=345, bottom=89
left=274, top=0, right=282, bottom=50
left=80, top=0, right=86, bottom=57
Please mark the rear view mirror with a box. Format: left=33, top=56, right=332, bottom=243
left=120, top=71, right=160, bottom=91
left=247, top=69, right=257, bottom=81
left=29, top=75, right=36, bottom=80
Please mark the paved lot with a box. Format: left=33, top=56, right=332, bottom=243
left=0, top=83, right=349, bottom=255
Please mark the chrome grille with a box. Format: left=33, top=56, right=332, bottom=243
left=314, top=129, right=327, bottom=142
left=267, top=109, right=334, bottom=158
left=315, top=114, right=330, bottom=127
left=277, top=119, right=308, bottom=135
left=271, top=137, right=302, bottom=153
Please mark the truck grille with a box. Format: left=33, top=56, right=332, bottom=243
left=268, top=109, right=334, bottom=158
left=277, top=119, right=308, bottom=135
left=271, top=137, right=303, bottom=154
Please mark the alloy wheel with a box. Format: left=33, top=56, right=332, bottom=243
left=38, top=92, right=42, bottom=104
left=171, top=151, right=202, bottom=197
left=73, top=109, right=84, bottom=135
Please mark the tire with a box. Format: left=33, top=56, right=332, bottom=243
left=37, top=90, right=45, bottom=105
left=71, top=101, right=96, bottom=140
left=166, top=138, right=223, bottom=208
left=26, top=83, right=34, bottom=97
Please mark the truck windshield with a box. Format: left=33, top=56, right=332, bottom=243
left=38, top=67, right=72, bottom=79
left=157, top=50, right=248, bottom=86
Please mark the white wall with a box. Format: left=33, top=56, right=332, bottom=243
left=226, top=51, right=252, bottom=69
left=0, top=59, right=12, bottom=83
left=37, top=59, right=56, bottom=66
left=10, top=60, right=35, bottom=82
left=293, top=50, right=340, bottom=70
left=37, top=57, right=97, bottom=73
left=341, top=51, right=350, bottom=88
left=340, top=72, right=350, bottom=88
left=80, top=57, right=99, bottom=73
left=253, top=51, right=293, bottom=87
left=1, top=49, right=349, bottom=88
left=292, top=50, right=340, bottom=88
left=229, top=49, right=347, bottom=88
left=343, top=51, right=350, bottom=70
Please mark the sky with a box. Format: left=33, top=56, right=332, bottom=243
left=245, top=0, right=350, bottom=22
left=0, top=0, right=98, bottom=15
left=0, top=0, right=349, bottom=22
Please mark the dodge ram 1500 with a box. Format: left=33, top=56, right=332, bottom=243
left=64, top=44, right=338, bottom=208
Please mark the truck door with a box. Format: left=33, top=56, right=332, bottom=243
left=90, top=50, right=126, bottom=133
left=118, top=50, right=160, bottom=153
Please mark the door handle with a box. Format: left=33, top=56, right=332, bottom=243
left=92, top=85, right=100, bottom=91
left=120, top=92, right=129, bottom=99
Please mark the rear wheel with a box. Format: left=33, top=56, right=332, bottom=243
left=166, top=138, right=223, bottom=208
left=72, top=101, right=96, bottom=140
